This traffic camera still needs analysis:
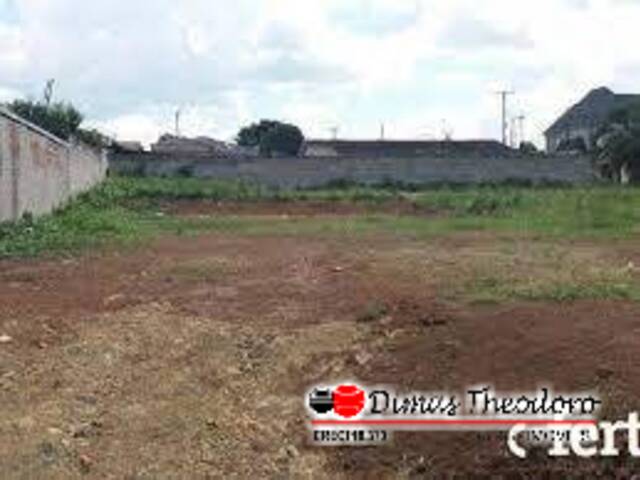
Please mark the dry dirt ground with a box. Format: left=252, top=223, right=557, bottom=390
left=1, top=203, right=640, bottom=478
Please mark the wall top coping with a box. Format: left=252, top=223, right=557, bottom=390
left=0, top=105, right=70, bottom=147
left=109, top=152, right=579, bottom=163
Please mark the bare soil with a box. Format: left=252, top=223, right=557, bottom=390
left=1, top=202, right=640, bottom=478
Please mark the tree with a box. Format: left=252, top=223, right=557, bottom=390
left=597, top=128, right=640, bottom=182
left=236, top=120, right=304, bottom=157
left=236, top=120, right=276, bottom=148
left=519, top=141, right=539, bottom=155
left=5, top=98, right=108, bottom=148
left=594, top=102, right=640, bottom=183
left=7, top=99, right=83, bottom=141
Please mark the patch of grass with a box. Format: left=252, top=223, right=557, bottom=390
left=90, top=176, right=269, bottom=202
left=0, top=203, right=156, bottom=258
left=92, top=176, right=403, bottom=205
left=3, top=177, right=640, bottom=258
left=365, top=240, right=640, bottom=304
left=76, top=177, right=640, bottom=240
left=468, top=276, right=639, bottom=303
left=164, top=258, right=236, bottom=282
left=465, top=266, right=640, bottom=303
left=411, top=188, right=539, bottom=216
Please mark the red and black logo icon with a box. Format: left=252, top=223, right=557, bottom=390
left=309, top=384, right=366, bottom=418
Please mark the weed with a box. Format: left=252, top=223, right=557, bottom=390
left=357, top=302, right=390, bottom=323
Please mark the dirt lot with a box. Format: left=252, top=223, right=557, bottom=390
left=1, top=202, right=640, bottom=478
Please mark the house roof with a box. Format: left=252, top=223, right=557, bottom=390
left=304, top=139, right=514, bottom=157
left=150, top=134, right=255, bottom=158
left=545, top=87, right=640, bottom=136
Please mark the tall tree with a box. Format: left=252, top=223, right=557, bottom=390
left=236, top=120, right=304, bottom=157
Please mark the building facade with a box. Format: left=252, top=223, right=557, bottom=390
left=545, top=87, right=640, bottom=153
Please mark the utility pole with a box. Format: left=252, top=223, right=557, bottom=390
left=516, top=114, right=526, bottom=146
left=175, top=109, right=181, bottom=137
left=496, top=90, right=514, bottom=145
left=43, top=79, right=55, bottom=106
left=510, top=117, right=518, bottom=148
left=441, top=119, right=453, bottom=141
left=380, top=123, right=385, bottom=141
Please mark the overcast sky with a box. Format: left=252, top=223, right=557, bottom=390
left=0, top=0, right=639, bottom=146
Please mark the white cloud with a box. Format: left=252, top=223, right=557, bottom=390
left=0, top=0, right=639, bottom=147
left=0, top=85, right=20, bottom=102
left=89, top=113, right=165, bottom=147
left=0, top=23, right=26, bottom=74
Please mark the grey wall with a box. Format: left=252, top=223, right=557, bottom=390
left=0, top=107, right=107, bottom=222
left=109, top=152, right=596, bottom=188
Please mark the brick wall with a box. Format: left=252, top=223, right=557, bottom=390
left=109, top=152, right=596, bottom=188
left=0, top=107, right=107, bottom=222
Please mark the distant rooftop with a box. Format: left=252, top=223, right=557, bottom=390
left=303, top=139, right=515, bottom=158
left=150, top=134, right=255, bottom=158
left=546, top=87, right=640, bottom=135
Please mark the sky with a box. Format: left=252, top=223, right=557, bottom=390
left=0, top=0, right=639, bottom=147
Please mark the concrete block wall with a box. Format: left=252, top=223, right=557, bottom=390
left=69, top=143, right=108, bottom=195
left=0, top=115, right=15, bottom=221
left=0, top=107, right=107, bottom=222
left=108, top=152, right=596, bottom=188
